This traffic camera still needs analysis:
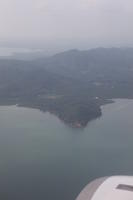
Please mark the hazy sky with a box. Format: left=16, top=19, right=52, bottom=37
left=0, top=0, right=133, bottom=50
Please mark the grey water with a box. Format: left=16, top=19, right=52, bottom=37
left=0, top=47, right=32, bottom=56
left=0, top=47, right=43, bottom=57
left=0, top=99, right=133, bottom=200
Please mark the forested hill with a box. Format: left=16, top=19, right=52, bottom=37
left=0, top=63, right=101, bottom=127
left=37, top=47, right=133, bottom=99
left=0, top=47, right=133, bottom=127
left=37, top=48, right=133, bottom=81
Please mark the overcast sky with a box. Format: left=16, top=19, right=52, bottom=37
left=0, top=0, right=133, bottom=51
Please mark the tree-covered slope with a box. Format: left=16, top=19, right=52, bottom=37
left=0, top=48, right=133, bottom=127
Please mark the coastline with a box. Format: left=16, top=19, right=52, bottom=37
left=0, top=98, right=133, bottom=128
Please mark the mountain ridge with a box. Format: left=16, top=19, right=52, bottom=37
left=0, top=47, right=133, bottom=127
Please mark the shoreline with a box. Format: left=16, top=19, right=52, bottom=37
left=0, top=98, right=132, bottom=128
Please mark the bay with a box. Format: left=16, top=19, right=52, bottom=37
left=0, top=99, right=133, bottom=200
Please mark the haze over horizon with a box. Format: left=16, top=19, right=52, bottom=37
left=0, top=0, right=133, bottom=53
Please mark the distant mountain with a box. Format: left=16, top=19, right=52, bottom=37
left=37, top=47, right=133, bottom=98
left=38, top=48, right=133, bottom=82
left=0, top=47, right=133, bottom=127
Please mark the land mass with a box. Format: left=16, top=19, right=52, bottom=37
left=0, top=48, right=133, bottom=127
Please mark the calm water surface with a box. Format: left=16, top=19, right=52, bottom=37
left=0, top=99, right=133, bottom=200
left=0, top=47, right=41, bottom=56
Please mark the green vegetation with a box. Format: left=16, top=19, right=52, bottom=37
left=0, top=48, right=133, bottom=127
